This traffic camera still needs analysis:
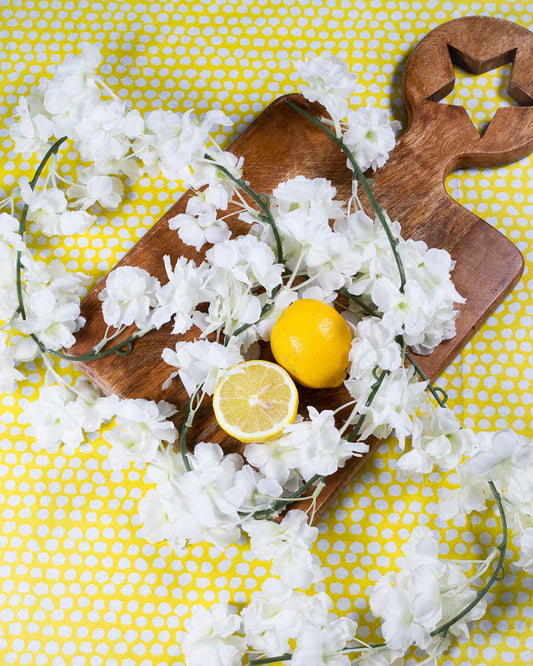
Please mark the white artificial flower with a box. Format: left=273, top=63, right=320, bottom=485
left=185, top=149, right=243, bottom=201
left=438, top=464, right=489, bottom=522
left=21, top=383, right=86, bottom=452
left=188, top=235, right=283, bottom=338
left=167, top=153, right=243, bottom=251
left=8, top=331, right=39, bottom=363
left=242, top=578, right=314, bottom=657
left=370, top=526, right=485, bottom=653
left=244, top=509, right=322, bottom=589
left=23, top=256, right=91, bottom=304
left=345, top=367, right=427, bottom=448
left=271, top=176, right=345, bottom=222
left=145, top=442, right=189, bottom=489
left=9, top=94, right=54, bottom=155
left=0, top=212, right=25, bottom=251
left=338, top=210, right=400, bottom=267
left=252, top=407, right=368, bottom=483
left=132, top=108, right=231, bottom=181
left=74, top=100, right=137, bottom=171
left=348, top=316, right=403, bottom=379
left=223, top=464, right=283, bottom=516
left=372, top=276, right=429, bottom=341
left=49, top=42, right=103, bottom=97
left=0, top=331, right=24, bottom=393
left=172, top=442, right=244, bottom=549
left=151, top=255, right=210, bottom=334
left=396, top=240, right=464, bottom=354
left=72, top=376, right=106, bottom=432
left=503, top=471, right=533, bottom=534
left=99, top=397, right=177, bottom=470
left=275, top=208, right=333, bottom=273
left=168, top=210, right=231, bottom=251
left=14, top=287, right=84, bottom=350
left=343, top=106, right=401, bottom=172
left=137, top=487, right=187, bottom=555
left=298, top=283, right=337, bottom=304
left=295, top=55, right=358, bottom=125
left=195, top=276, right=262, bottom=337
left=292, top=612, right=356, bottom=666
left=397, top=405, right=476, bottom=477
left=98, top=265, right=160, bottom=329
left=206, top=234, right=283, bottom=294
left=13, top=257, right=90, bottom=350
left=19, top=178, right=95, bottom=236
left=181, top=603, right=245, bottom=666
left=244, top=432, right=301, bottom=486
left=67, top=165, right=124, bottom=209
left=464, top=429, right=533, bottom=489
left=41, top=42, right=103, bottom=138
left=138, top=445, right=190, bottom=553
left=0, top=242, right=20, bottom=320
left=313, top=231, right=363, bottom=290
left=517, top=527, right=533, bottom=574
left=162, top=339, right=244, bottom=396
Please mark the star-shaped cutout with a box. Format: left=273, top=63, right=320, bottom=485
left=438, top=62, right=519, bottom=136
left=426, top=45, right=521, bottom=137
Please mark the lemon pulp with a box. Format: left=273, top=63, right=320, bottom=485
left=213, top=360, right=299, bottom=443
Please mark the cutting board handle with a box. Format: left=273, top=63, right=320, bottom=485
left=401, top=15, right=533, bottom=169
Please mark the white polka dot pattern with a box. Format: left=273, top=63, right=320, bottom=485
left=1, top=1, right=533, bottom=665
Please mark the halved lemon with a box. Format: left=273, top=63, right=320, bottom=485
left=213, top=360, right=299, bottom=443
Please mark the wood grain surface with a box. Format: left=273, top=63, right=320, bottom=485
left=70, top=16, right=533, bottom=521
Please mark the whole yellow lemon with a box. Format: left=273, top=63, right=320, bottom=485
left=270, top=299, right=352, bottom=389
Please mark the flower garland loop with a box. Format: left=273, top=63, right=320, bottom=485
left=3, top=45, right=533, bottom=666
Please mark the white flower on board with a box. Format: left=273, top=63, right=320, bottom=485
left=168, top=210, right=231, bottom=251
left=151, top=255, right=211, bottom=334
left=162, top=339, right=244, bottom=396
left=343, top=106, right=401, bottom=172
left=98, top=265, right=160, bottom=330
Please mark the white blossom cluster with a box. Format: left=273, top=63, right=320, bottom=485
left=294, top=55, right=401, bottom=170
left=179, top=509, right=358, bottom=666
left=435, top=429, right=533, bottom=575
left=21, top=378, right=178, bottom=460
left=9, top=43, right=233, bottom=225
left=369, top=526, right=486, bottom=656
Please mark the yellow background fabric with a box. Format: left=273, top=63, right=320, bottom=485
left=1, top=1, right=532, bottom=664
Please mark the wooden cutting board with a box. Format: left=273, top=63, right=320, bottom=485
left=70, top=16, right=533, bottom=520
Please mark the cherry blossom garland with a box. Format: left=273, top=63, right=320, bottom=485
left=2, top=45, right=532, bottom=665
